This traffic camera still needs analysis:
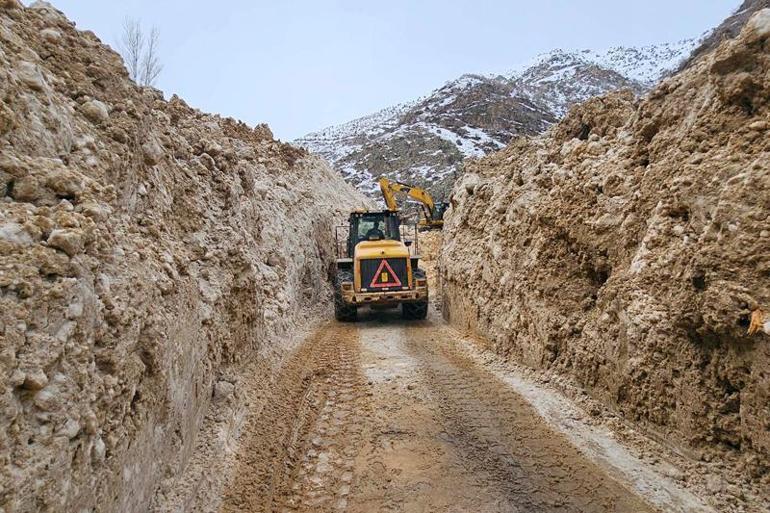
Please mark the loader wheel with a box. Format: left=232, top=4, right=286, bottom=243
left=402, top=300, right=428, bottom=320
left=334, top=270, right=357, bottom=322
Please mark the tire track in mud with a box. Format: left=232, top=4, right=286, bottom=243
left=218, top=322, right=366, bottom=513
left=220, top=311, right=685, bottom=513
left=402, top=321, right=655, bottom=512
left=279, top=333, right=368, bottom=512
left=341, top=312, right=657, bottom=513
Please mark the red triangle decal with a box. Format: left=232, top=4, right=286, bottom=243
left=369, top=259, right=402, bottom=288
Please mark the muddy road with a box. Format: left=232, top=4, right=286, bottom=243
left=218, top=310, right=708, bottom=513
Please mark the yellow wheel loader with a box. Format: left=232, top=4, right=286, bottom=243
left=333, top=210, right=428, bottom=322
left=379, top=177, right=449, bottom=231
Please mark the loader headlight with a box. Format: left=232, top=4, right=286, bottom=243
left=416, top=279, right=427, bottom=287
left=341, top=282, right=353, bottom=291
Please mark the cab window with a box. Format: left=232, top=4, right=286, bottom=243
left=356, top=215, right=399, bottom=242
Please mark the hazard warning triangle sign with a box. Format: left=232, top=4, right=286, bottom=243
left=369, top=259, right=402, bottom=288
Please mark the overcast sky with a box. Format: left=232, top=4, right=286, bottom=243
left=47, top=1, right=738, bottom=140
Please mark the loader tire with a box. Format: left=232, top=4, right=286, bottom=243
left=334, top=270, right=357, bottom=322
left=402, top=300, right=428, bottom=320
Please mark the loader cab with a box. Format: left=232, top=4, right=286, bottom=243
left=347, top=211, right=401, bottom=257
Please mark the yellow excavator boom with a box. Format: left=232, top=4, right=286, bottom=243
left=378, top=177, right=447, bottom=230
left=379, top=177, right=400, bottom=211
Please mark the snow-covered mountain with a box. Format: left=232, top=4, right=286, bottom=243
left=296, top=40, right=699, bottom=199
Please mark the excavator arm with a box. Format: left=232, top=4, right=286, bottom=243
left=379, top=177, right=401, bottom=212
left=378, top=177, right=446, bottom=230
left=379, top=177, right=435, bottom=212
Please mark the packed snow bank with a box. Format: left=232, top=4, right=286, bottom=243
left=0, top=3, right=366, bottom=512
left=441, top=9, right=770, bottom=481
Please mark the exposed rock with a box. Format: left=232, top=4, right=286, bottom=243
left=47, top=228, right=84, bottom=256
left=80, top=99, right=110, bottom=124
left=746, top=7, right=770, bottom=40
left=21, top=369, right=49, bottom=391
left=0, top=222, right=33, bottom=246
left=441, top=9, right=770, bottom=478
left=253, top=123, right=273, bottom=141
left=0, top=0, right=22, bottom=9
left=17, top=61, right=46, bottom=92
left=141, top=139, right=164, bottom=165
left=10, top=174, right=40, bottom=202
left=212, top=380, right=235, bottom=402
left=60, top=417, right=81, bottom=439
left=266, top=252, right=284, bottom=267
left=92, top=437, right=106, bottom=461
left=40, top=28, right=61, bottom=43
left=28, top=1, right=64, bottom=21
left=33, top=387, right=59, bottom=412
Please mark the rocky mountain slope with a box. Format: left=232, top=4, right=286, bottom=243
left=441, top=9, right=770, bottom=492
left=0, top=2, right=366, bottom=512
left=683, top=0, right=770, bottom=68
left=297, top=40, right=697, bottom=200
